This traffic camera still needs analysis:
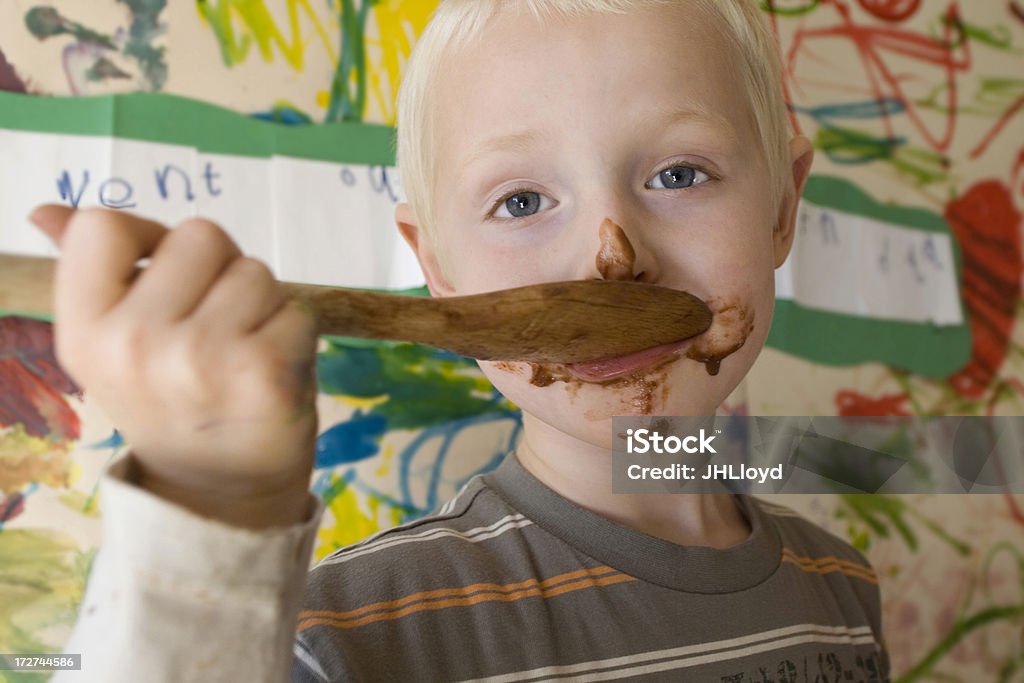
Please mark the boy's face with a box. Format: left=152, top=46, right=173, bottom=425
left=400, top=4, right=809, bottom=447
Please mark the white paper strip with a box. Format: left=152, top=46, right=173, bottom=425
left=775, top=200, right=963, bottom=326
left=0, top=129, right=112, bottom=257
left=0, top=129, right=425, bottom=290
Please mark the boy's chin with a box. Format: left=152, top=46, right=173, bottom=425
left=480, top=358, right=733, bottom=424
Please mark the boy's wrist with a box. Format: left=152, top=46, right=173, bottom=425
left=127, top=456, right=314, bottom=530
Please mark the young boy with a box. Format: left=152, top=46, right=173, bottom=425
left=40, top=0, right=889, bottom=680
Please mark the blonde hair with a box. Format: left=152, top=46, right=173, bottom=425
left=396, top=0, right=792, bottom=243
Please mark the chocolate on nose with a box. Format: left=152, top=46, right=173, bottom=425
left=595, top=218, right=637, bottom=281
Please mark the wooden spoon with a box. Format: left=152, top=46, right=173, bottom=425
left=0, top=254, right=711, bottom=363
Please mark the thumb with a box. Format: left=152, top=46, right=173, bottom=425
left=28, top=204, right=76, bottom=246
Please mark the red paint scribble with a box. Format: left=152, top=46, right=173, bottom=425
left=857, top=0, right=922, bottom=22
left=1005, top=493, right=1024, bottom=527
left=0, top=316, right=81, bottom=441
left=969, top=93, right=1024, bottom=160
left=944, top=181, right=1023, bottom=398
left=835, top=390, right=911, bottom=416
left=779, top=0, right=971, bottom=154
left=1012, top=1, right=1024, bottom=25
left=0, top=46, right=27, bottom=93
left=0, top=492, right=26, bottom=524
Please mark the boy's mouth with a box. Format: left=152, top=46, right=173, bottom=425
left=565, top=339, right=689, bottom=382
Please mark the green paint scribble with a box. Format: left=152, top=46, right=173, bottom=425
left=24, top=2, right=168, bottom=91
left=759, top=0, right=820, bottom=16
left=834, top=496, right=1024, bottom=681
left=24, top=7, right=117, bottom=48
left=317, top=342, right=514, bottom=430
left=325, top=0, right=378, bottom=123
left=893, top=541, right=1024, bottom=682
left=813, top=126, right=949, bottom=186
left=919, top=77, right=1024, bottom=117
left=0, top=529, right=94, bottom=681
left=937, top=13, right=1015, bottom=51
left=119, top=0, right=169, bottom=91
left=84, top=57, right=131, bottom=82
left=837, top=494, right=971, bottom=555
left=896, top=605, right=1024, bottom=683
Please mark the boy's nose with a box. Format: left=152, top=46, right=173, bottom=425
left=584, top=218, right=655, bottom=283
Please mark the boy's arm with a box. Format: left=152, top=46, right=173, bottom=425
left=28, top=205, right=328, bottom=681
left=54, top=451, right=324, bottom=683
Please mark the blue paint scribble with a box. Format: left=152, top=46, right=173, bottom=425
left=316, top=411, right=389, bottom=468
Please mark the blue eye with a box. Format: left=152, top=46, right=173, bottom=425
left=493, top=191, right=552, bottom=219
left=647, top=166, right=710, bottom=190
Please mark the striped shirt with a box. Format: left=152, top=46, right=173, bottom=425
left=294, top=454, right=889, bottom=682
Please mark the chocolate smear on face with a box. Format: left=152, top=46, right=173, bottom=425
left=522, top=219, right=667, bottom=409
left=685, top=302, right=755, bottom=376
left=596, top=219, right=636, bottom=281
left=527, top=218, right=642, bottom=389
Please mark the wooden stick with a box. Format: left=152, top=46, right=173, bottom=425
left=0, top=253, right=712, bottom=363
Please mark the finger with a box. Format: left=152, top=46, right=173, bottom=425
left=28, top=204, right=75, bottom=246
left=55, top=208, right=169, bottom=328
left=250, top=299, right=321, bottom=411
left=191, top=256, right=286, bottom=334
left=120, top=218, right=243, bottom=322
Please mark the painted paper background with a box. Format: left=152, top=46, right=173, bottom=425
left=0, top=1, right=1022, bottom=680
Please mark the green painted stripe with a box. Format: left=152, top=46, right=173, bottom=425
left=769, top=175, right=969, bottom=376
left=0, top=90, right=396, bottom=165
left=767, top=299, right=971, bottom=378
left=803, top=175, right=950, bottom=234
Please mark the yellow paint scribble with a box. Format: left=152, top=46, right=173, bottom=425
left=335, top=394, right=389, bottom=411
left=58, top=489, right=101, bottom=518
left=197, top=0, right=338, bottom=70
left=375, top=443, right=394, bottom=478
left=314, top=478, right=402, bottom=562
left=364, top=0, right=439, bottom=124
left=0, top=425, right=75, bottom=494
left=0, top=529, right=92, bottom=656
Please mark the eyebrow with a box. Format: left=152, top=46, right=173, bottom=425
left=459, top=103, right=738, bottom=180
left=641, top=104, right=739, bottom=142
left=459, top=130, right=547, bottom=175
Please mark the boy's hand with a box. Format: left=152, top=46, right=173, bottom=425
left=31, top=205, right=319, bottom=529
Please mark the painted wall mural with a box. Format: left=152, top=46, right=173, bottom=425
left=0, top=1, right=1021, bottom=681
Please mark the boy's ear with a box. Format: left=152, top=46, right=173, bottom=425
left=396, top=203, right=456, bottom=297
left=772, top=136, right=815, bottom=269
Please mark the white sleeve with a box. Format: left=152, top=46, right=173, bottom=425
left=54, top=452, right=324, bottom=683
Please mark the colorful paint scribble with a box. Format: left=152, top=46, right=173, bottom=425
left=312, top=340, right=520, bottom=557
left=0, top=317, right=82, bottom=528
left=0, top=528, right=93, bottom=682
left=196, top=0, right=436, bottom=123
left=766, top=3, right=1024, bottom=677
left=22, top=0, right=168, bottom=94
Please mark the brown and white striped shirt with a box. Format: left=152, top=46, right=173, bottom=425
left=294, top=454, right=889, bottom=682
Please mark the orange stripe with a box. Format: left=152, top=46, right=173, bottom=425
left=782, top=551, right=876, bottom=570
left=783, top=559, right=879, bottom=584
left=781, top=550, right=878, bottom=585
left=781, top=549, right=879, bottom=577
left=297, top=565, right=619, bottom=624
left=297, top=572, right=636, bottom=631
